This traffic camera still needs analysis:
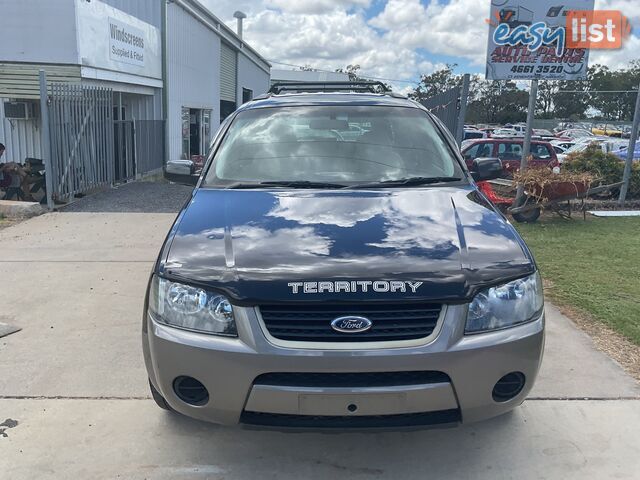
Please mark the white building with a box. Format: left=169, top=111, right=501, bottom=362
left=0, top=0, right=270, bottom=197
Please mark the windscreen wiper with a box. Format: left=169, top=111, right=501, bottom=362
left=349, top=176, right=462, bottom=188
left=224, top=180, right=348, bottom=189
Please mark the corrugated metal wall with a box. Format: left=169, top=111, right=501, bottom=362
left=0, top=63, right=81, bottom=100
left=166, top=2, right=220, bottom=160
left=0, top=99, right=42, bottom=163
left=220, top=42, right=237, bottom=102
left=119, top=91, right=164, bottom=174
left=0, top=0, right=79, bottom=66
left=237, top=53, right=270, bottom=105
left=119, top=91, right=162, bottom=121
left=99, top=0, right=162, bottom=28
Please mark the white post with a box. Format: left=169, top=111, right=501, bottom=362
left=515, top=79, right=538, bottom=205
left=39, top=70, right=54, bottom=210
left=618, top=81, right=640, bottom=205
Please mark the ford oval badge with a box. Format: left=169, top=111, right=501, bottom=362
left=331, top=316, right=372, bottom=333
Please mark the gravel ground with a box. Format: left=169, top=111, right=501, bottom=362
left=59, top=181, right=193, bottom=213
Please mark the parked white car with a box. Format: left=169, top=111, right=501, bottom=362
left=491, top=128, right=521, bottom=138
left=550, top=140, right=576, bottom=151
left=557, top=129, right=594, bottom=140
left=557, top=138, right=628, bottom=163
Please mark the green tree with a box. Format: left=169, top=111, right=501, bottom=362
left=552, top=79, right=590, bottom=119
left=336, top=64, right=363, bottom=81
left=466, top=80, right=528, bottom=124
left=588, top=64, right=640, bottom=121
left=335, top=64, right=391, bottom=91
left=410, top=64, right=464, bottom=102
left=536, top=81, right=558, bottom=119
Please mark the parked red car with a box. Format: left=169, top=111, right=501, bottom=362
left=461, top=138, right=559, bottom=175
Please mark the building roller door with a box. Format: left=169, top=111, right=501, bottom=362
left=220, top=42, right=237, bottom=103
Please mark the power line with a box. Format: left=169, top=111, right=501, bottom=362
left=268, top=60, right=420, bottom=85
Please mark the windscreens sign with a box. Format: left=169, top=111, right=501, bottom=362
left=76, top=0, right=161, bottom=81
left=109, top=18, right=145, bottom=67
left=486, top=0, right=595, bottom=81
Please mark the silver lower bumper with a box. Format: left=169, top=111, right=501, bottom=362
left=143, top=304, right=545, bottom=427
left=246, top=382, right=457, bottom=417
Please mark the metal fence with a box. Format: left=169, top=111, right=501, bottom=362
left=48, top=83, right=114, bottom=201
left=531, top=118, right=634, bottom=130
left=113, top=119, right=135, bottom=182
left=135, top=119, right=164, bottom=176
left=420, top=87, right=461, bottom=136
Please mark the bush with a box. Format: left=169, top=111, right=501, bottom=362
left=564, top=145, right=640, bottom=198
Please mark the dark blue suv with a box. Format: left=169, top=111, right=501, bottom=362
left=143, top=82, right=544, bottom=428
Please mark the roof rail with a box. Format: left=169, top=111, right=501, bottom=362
left=268, top=81, right=391, bottom=95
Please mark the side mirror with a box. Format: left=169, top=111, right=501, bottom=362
left=470, top=157, right=503, bottom=182
left=164, top=159, right=199, bottom=186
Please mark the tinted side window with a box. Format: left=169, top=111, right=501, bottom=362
left=497, top=142, right=522, bottom=160
left=531, top=144, right=551, bottom=159
left=464, top=143, right=492, bottom=159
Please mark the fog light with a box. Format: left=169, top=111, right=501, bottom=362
left=492, top=372, right=525, bottom=402
left=173, top=376, right=209, bottom=406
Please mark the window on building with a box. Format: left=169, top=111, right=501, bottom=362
left=220, top=101, right=236, bottom=123
left=182, top=108, right=214, bottom=159
left=181, top=107, right=190, bottom=159
left=242, top=88, right=253, bottom=104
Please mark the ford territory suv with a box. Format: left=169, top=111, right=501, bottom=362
left=143, top=83, right=544, bottom=429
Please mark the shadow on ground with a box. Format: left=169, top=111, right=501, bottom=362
left=59, top=181, right=193, bottom=213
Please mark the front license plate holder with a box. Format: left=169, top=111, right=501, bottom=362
left=299, top=392, right=407, bottom=416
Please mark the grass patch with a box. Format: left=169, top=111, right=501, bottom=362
left=516, top=216, right=640, bottom=345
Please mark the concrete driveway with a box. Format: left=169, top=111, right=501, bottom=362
left=1, top=191, right=639, bottom=479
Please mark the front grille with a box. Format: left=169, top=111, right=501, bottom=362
left=240, top=410, right=461, bottom=429
left=253, top=371, right=450, bottom=388
left=259, top=303, right=442, bottom=342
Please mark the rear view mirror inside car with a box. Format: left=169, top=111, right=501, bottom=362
left=309, top=118, right=350, bottom=130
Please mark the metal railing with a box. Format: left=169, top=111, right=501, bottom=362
left=48, top=83, right=114, bottom=201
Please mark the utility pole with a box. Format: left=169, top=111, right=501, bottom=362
left=39, top=70, right=54, bottom=210
left=515, top=79, right=538, bottom=206
left=618, top=81, right=640, bottom=205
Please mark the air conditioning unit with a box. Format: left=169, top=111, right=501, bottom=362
left=3, top=101, right=36, bottom=120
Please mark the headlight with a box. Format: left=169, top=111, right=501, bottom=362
left=148, top=276, right=237, bottom=336
left=465, top=272, right=543, bottom=334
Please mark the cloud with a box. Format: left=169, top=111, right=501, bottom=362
left=266, top=0, right=372, bottom=14
left=199, top=0, right=443, bottom=85
left=199, top=0, right=638, bottom=91
left=220, top=4, right=440, bottom=90
left=590, top=33, right=640, bottom=69
left=369, top=0, right=489, bottom=66
left=596, top=0, right=640, bottom=23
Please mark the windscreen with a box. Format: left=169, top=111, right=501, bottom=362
left=204, top=106, right=463, bottom=185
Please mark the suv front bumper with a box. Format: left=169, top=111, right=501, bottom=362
left=143, top=304, right=544, bottom=427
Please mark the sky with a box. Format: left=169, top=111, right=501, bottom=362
left=201, top=0, right=640, bottom=93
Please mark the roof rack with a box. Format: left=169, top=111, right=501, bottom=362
left=268, top=81, right=391, bottom=95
